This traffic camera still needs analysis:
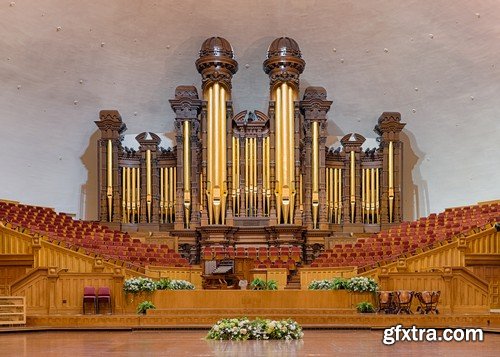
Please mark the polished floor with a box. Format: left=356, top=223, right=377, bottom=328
left=0, top=330, right=498, bottom=357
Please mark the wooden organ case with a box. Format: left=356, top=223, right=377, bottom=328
left=95, top=37, right=406, bottom=264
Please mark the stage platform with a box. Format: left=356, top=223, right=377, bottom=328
left=0, top=311, right=494, bottom=331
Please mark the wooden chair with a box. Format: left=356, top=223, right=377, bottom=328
left=97, top=287, right=112, bottom=314
left=83, top=286, right=96, bottom=314
left=416, top=290, right=440, bottom=314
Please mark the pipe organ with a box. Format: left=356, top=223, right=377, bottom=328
left=96, top=37, right=406, bottom=254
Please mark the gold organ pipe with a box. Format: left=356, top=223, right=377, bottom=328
left=334, top=168, right=338, bottom=222
left=173, top=167, right=176, bottom=223
left=350, top=151, right=355, bottom=223
left=106, top=140, right=113, bottom=221
left=232, top=137, right=236, bottom=216
left=262, top=137, right=266, bottom=215
left=326, top=168, right=330, bottom=222
left=370, top=168, right=375, bottom=223
left=183, top=121, right=191, bottom=228
left=146, top=149, right=152, bottom=223
left=160, top=168, right=164, bottom=223
left=266, top=137, right=270, bottom=215
left=132, top=167, right=136, bottom=222
left=213, top=82, right=220, bottom=223
left=253, top=138, right=257, bottom=215
left=200, top=172, right=203, bottom=214
left=220, top=85, right=227, bottom=225
left=361, top=168, right=365, bottom=223
left=288, top=85, right=295, bottom=223
left=245, top=137, right=249, bottom=214
left=236, top=137, right=240, bottom=216
left=281, top=83, right=289, bottom=223
left=338, top=168, right=342, bottom=223
left=126, top=167, right=131, bottom=223
left=312, top=121, right=319, bottom=229
left=249, top=138, right=253, bottom=215
left=375, top=168, right=379, bottom=223
left=275, top=86, right=281, bottom=223
left=388, top=141, right=394, bottom=223
left=207, top=86, right=213, bottom=224
left=122, top=168, right=126, bottom=223
left=136, top=168, right=140, bottom=221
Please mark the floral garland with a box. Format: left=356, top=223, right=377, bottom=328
left=123, top=277, right=195, bottom=293
left=206, top=318, right=303, bottom=340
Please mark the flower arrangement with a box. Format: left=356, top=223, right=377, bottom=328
left=250, top=278, right=278, bottom=290
left=166, top=279, right=195, bottom=290
left=124, top=277, right=195, bottom=294
left=136, top=300, right=156, bottom=315
left=345, top=277, right=378, bottom=292
left=308, top=279, right=334, bottom=290
left=123, top=277, right=157, bottom=294
left=356, top=301, right=375, bottom=313
left=308, top=277, right=378, bottom=292
left=206, top=317, right=303, bottom=340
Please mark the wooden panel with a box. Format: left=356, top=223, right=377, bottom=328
left=468, top=266, right=500, bottom=309
left=467, top=229, right=500, bottom=254
left=123, top=290, right=375, bottom=314
left=300, top=267, right=357, bottom=289
left=0, top=296, right=25, bottom=325
left=149, top=267, right=203, bottom=289
left=249, top=268, right=288, bottom=290
left=0, top=227, right=32, bottom=254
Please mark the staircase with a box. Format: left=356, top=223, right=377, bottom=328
left=284, top=273, right=301, bottom=290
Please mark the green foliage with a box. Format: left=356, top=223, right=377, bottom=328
left=308, top=277, right=378, bottom=292
left=356, top=301, right=375, bottom=313
left=206, top=317, right=303, bottom=340
left=136, top=300, right=156, bottom=315
left=250, top=278, right=278, bottom=290
left=155, top=278, right=172, bottom=290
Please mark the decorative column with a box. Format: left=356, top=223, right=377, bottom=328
left=136, top=132, right=161, bottom=230
left=300, top=87, right=332, bottom=230
left=375, top=112, right=405, bottom=228
left=263, top=37, right=305, bottom=225
left=340, top=133, right=365, bottom=232
left=196, top=37, right=238, bottom=225
left=95, top=110, right=126, bottom=225
left=170, top=86, right=202, bottom=229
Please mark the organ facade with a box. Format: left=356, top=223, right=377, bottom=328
left=95, top=37, right=406, bottom=262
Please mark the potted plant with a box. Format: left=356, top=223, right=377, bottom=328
left=136, top=300, right=156, bottom=315
left=356, top=301, right=375, bottom=313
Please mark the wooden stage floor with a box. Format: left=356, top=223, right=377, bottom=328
left=0, top=329, right=499, bottom=357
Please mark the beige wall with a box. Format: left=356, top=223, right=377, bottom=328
left=0, top=0, right=499, bottom=220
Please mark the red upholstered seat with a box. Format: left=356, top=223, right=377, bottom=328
left=83, top=286, right=96, bottom=314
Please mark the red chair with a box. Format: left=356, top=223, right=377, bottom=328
left=97, top=287, right=112, bottom=314
left=83, top=286, right=96, bottom=314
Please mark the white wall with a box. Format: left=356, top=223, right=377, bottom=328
left=0, top=0, right=499, bottom=220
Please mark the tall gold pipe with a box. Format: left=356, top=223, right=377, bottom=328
left=299, top=173, right=303, bottom=212
left=388, top=141, right=394, bottom=223
left=132, top=167, right=136, bottom=223
left=333, top=168, right=338, bottom=223
left=126, top=167, right=131, bottom=223
left=312, top=121, right=319, bottom=229
left=160, top=168, right=164, bottom=223
left=173, top=167, right=176, bottom=223
left=338, top=168, right=342, bottom=223
left=350, top=151, right=356, bottom=223
left=361, top=168, right=365, bottom=223
left=253, top=138, right=257, bottom=215
left=281, top=83, right=290, bottom=223
left=220, top=86, right=227, bottom=225
left=183, top=121, right=191, bottom=228
left=249, top=138, right=253, bottom=215
left=375, top=168, right=379, bottom=223
left=106, top=139, right=113, bottom=221
left=288, top=85, right=295, bottom=223
left=199, top=172, right=203, bottom=214
left=232, top=136, right=236, bottom=216
left=275, top=86, right=282, bottom=223
left=213, top=83, right=220, bottom=223
left=266, top=137, right=271, bottom=215
left=370, top=168, right=375, bottom=223
left=122, top=168, right=126, bottom=223
left=146, top=149, right=152, bottom=223
left=207, top=86, right=213, bottom=224
left=245, top=137, right=249, bottom=215
left=136, top=168, right=140, bottom=221
left=235, top=137, right=240, bottom=216
left=262, top=137, right=266, bottom=215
